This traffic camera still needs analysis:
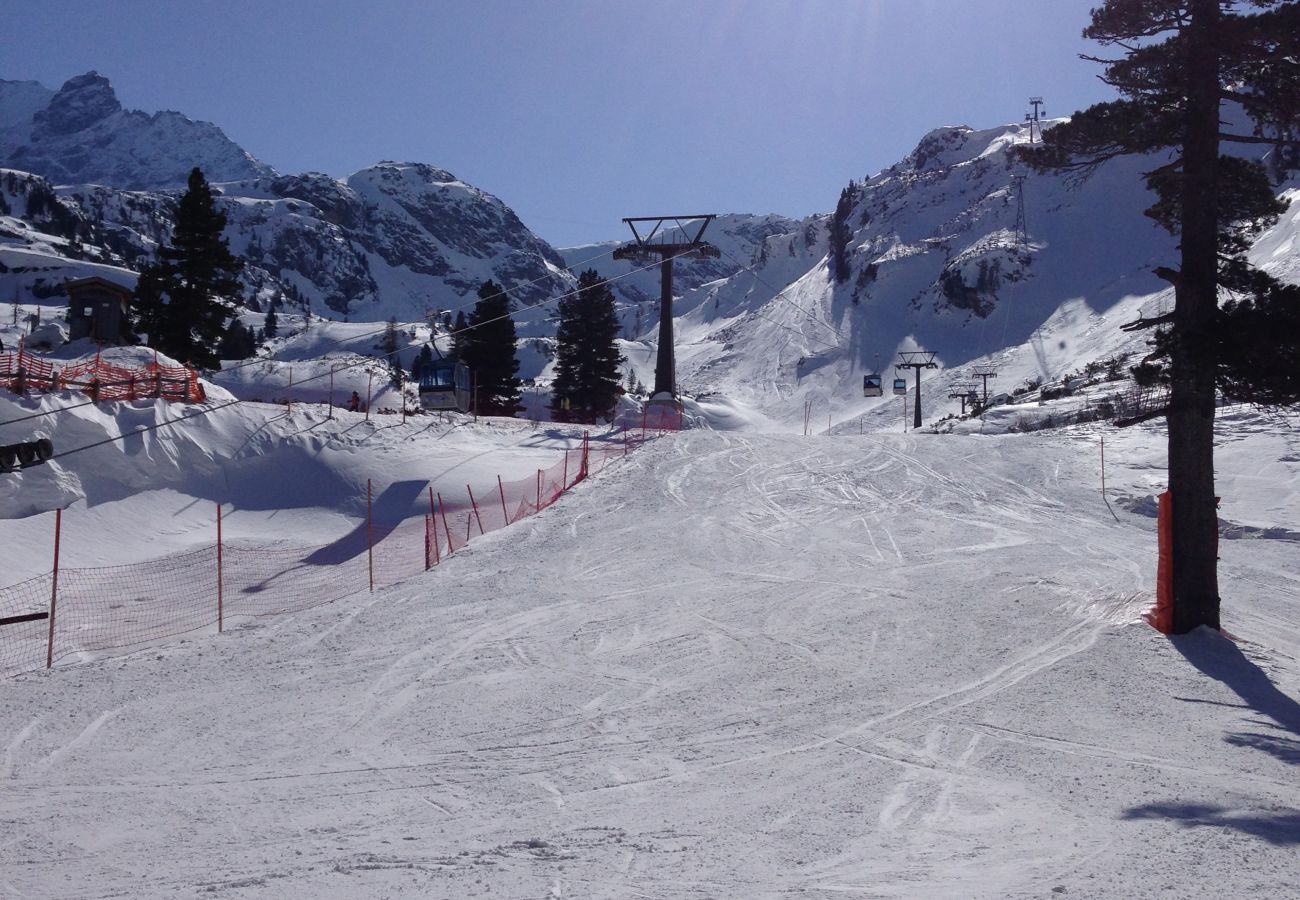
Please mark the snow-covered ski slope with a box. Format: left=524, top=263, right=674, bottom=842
left=2, top=418, right=1297, bottom=898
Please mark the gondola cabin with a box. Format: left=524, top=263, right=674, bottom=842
left=863, top=373, right=883, bottom=397
left=417, top=361, right=471, bottom=412
left=892, top=377, right=908, bottom=396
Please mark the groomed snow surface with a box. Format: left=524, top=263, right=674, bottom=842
left=1, top=408, right=1298, bottom=898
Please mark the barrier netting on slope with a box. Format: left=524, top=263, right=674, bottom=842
left=0, top=346, right=205, bottom=403
left=0, top=431, right=647, bottom=677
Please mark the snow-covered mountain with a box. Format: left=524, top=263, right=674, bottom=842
left=0, top=72, right=274, bottom=189
left=650, top=120, right=1298, bottom=429
left=4, top=70, right=1297, bottom=437
left=0, top=73, right=574, bottom=325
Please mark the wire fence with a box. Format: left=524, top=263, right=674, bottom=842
left=0, top=344, right=205, bottom=403
left=0, top=430, right=648, bottom=677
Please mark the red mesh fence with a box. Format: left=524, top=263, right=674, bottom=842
left=0, top=347, right=204, bottom=403
left=0, top=430, right=652, bottom=677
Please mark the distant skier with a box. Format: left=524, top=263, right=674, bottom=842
left=347, top=391, right=361, bottom=412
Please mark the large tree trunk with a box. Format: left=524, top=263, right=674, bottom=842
left=1168, top=0, right=1222, bottom=633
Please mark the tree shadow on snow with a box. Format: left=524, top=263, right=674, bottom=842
left=1169, top=627, right=1300, bottom=765
left=1122, top=629, right=1300, bottom=847
left=1123, top=804, right=1300, bottom=846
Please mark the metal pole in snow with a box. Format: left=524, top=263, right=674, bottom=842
left=217, top=503, right=224, bottom=633
left=366, top=372, right=373, bottom=422
left=45, top=508, right=62, bottom=669
left=467, top=485, right=485, bottom=535
left=328, top=366, right=334, bottom=419
left=367, top=478, right=374, bottom=592
left=287, top=366, right=293, bottom=414
left=498, top=474, right=510, bottom=525
left=536, top=469, right=542, bottom=511
left=437, top=492, right=453, bottom=556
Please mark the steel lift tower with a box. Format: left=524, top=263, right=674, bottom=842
left=612, top=215, right=719, bottom=398
left=896, top=350, right=939, bottom=429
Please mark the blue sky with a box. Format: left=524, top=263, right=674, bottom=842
left=5, top=1, right=1111, bottom=247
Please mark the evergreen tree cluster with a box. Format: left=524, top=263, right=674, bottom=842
left=217, top=318, right=258, bottom=359
left=459, top=280, right=522, bottom=416
left=550, top=269, right=623, bottom=423
left=829, top=180, right=862, bottom=284
left=132, top=167, right=245, bottom=369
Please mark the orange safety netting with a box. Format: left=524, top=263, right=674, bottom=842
left=0, top=431, right=651, bottom=677
left=0, top=347, right=204, bottom=404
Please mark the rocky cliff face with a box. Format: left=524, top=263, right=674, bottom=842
left=0, top=72, right=274, bottom=190
left=0, top=73, right=574, bottom=324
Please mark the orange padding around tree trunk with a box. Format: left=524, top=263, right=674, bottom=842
left=1147, top=490, right=1175, bottom=634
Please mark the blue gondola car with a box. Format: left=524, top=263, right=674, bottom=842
left=892, top=377, right=908, bottom=396
left=418, top=361, right=471, bottom=413
left=863, top=373, right=883, bottom=397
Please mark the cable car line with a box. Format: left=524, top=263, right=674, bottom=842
left=716, top=246, right=848, bottom=343
left=0, top=397, right=101, bottom=428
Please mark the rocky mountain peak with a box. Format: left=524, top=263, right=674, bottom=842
left=32, top=71, right=122, bottom=138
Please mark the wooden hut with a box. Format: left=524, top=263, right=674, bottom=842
left=66, top=276, right=132, bottom=344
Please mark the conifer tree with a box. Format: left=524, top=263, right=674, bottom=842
left=1025, top=0, right=1300, bottom=633
left=550, top=269, right=623, bottom=423
left=460, top=280, right=522, bottom=416
left=133, top=167, right=244, bottom=368
left=412, top=343, right=434, bottom=379
left=450, top=310, right=468, bottom=361
left=264, top=308, right=278, bottom=339
left=829, top=180, right=861, bottom=284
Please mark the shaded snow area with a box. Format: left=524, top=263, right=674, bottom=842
left=2, top=418, right=1297, bottom=898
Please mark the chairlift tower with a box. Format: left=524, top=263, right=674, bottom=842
left=1012, top=172, right=1029, bottom=249
left=972, top=368, right=998, bottom=405
left=1025, top=96, right=1046, bottom=144
left=948, top=382, right=978, bottom=416
left=896, top=350, right=938, bottom=429
left=612, top=215, right=719, bottom=398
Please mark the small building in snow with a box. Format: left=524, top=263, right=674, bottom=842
left=66, top=276, right=132, bottom=344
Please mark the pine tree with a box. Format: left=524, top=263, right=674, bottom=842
left=134, top=167, right=244, bottom=368
left=264, top=308, right=278, bottom=339
left=412, top=343, right=434, bottom=379
left=1024, top=0, right=1300, bottom=633
left=449, top=310, right=468, bottom=361
left=550, top=269, right=623, bottom=423
left=460, top=280, right=522, bottom=416
left=829, top=180, right=861, bottom=284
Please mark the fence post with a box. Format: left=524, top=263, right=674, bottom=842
left=424, top=515, right=432, bottom=570
left=537, top=469, right=542, bottom=512
left=367, top=478, right=374, bottom=592
left=287, top=366, right=293, bottom=414
left=328, top=366, right=335, bottom=419
left=437, top=492, right=453, bottom=557
left=216, top=503, right=224, bottom=633
left=467, top=485, right=485, bottom=535
left=366, top=372, right=373, bottom=422
left=498, top=475, right=510, bottom=525
left=45, top=508, right=62, bottom=669
left=562, top=450, right=569, bottom=492
left=581, top=431, right=590, bottom=481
